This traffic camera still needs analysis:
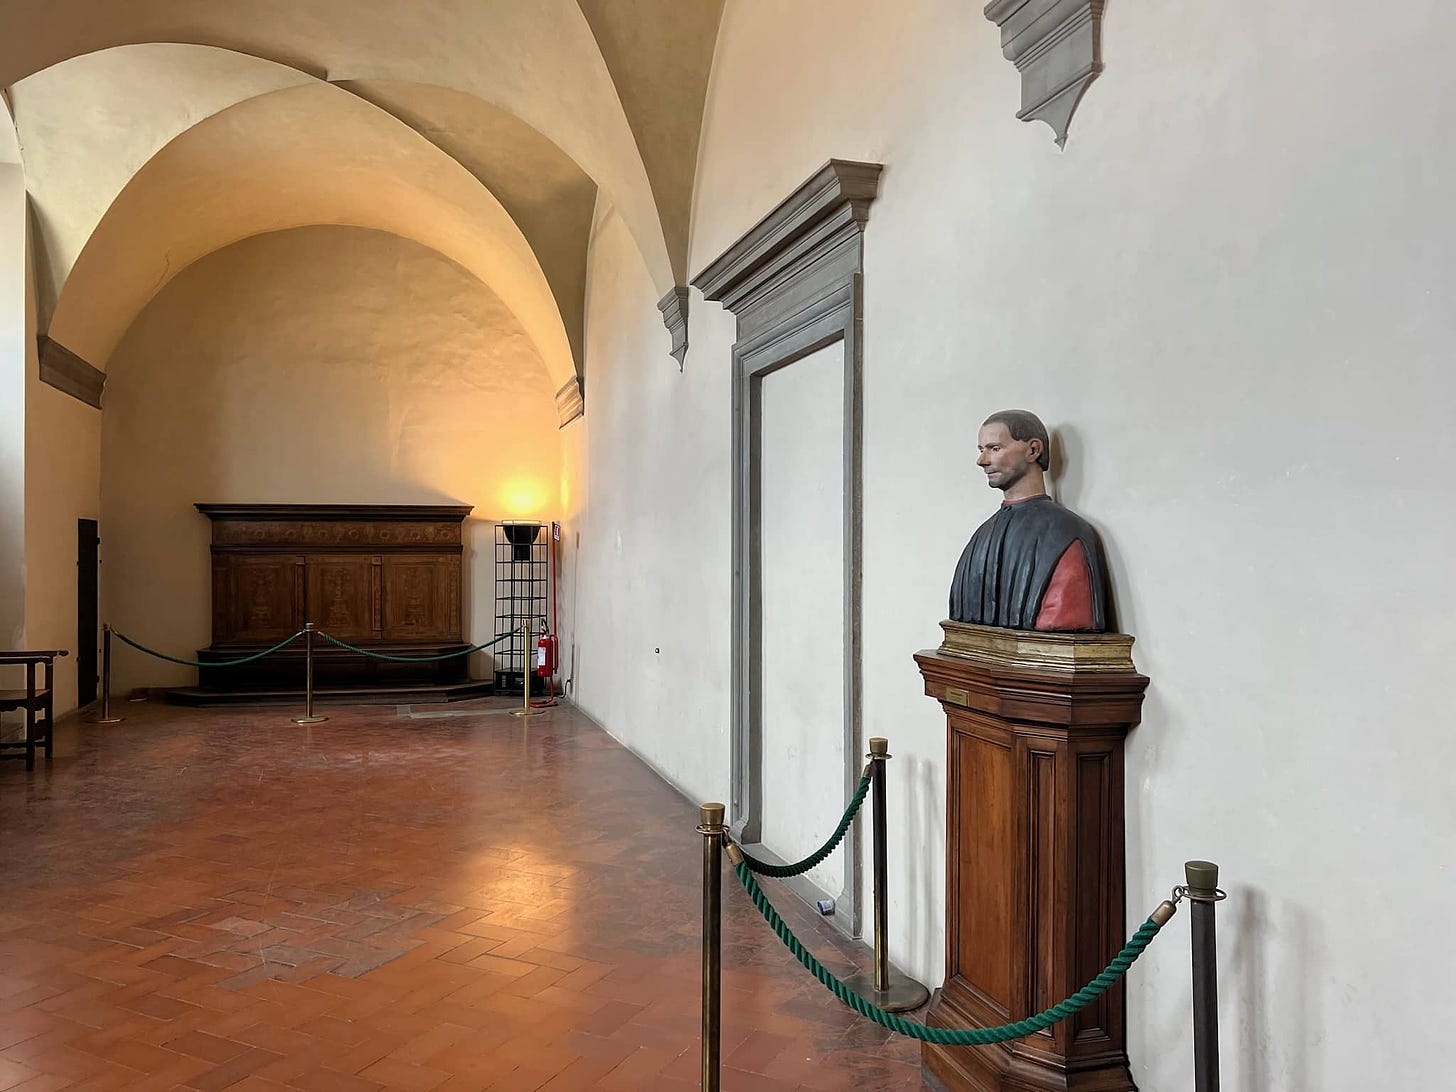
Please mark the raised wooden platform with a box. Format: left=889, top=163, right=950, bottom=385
left=164, top=679, right=493, bottom=707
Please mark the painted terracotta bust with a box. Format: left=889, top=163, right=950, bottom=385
left=948, top=410, right=1110, bottom=632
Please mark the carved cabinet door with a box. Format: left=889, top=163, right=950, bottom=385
left=305, top=556, right=379, bottom=640
left=381, top=555, right=460, bottom=641
left=224, top=556, right=305, bottom=642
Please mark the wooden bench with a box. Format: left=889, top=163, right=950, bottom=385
left=0, top=650, right=69, bottom=771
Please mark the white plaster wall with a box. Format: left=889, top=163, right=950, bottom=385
left=567, top=1, right=1456, bottom=1087
left=0, top=164, right=25, bottom=648
left=24, top=354, right=100, bottom=715
left=101, top=226, right=562, bottom=694
left=21, top=73, right=103, bottom=712
left=759, top=343, right=847, bottom=898
left=569, top=201, right=733, bottom=800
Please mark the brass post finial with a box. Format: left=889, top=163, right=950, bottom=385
left=699, top=802, right=726, bottom=830
left=1184, top=860, right=1220, bottom=899
left=867, top=737, right=890, bottom=760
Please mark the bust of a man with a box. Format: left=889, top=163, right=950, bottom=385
left=948, top=410, right=1110, bottom=632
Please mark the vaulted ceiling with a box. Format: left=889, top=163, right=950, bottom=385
left=0, top=0, right=726, bottom=423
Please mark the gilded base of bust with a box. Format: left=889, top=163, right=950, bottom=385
left=938, top=620, right=1136, bottom=674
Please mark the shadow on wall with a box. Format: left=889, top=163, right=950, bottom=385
left=1050, top=422, right=1130, bottom=635
left=906, top=753, right=943, bottom=980
left=1231, top=887, right=1323, bottom=1091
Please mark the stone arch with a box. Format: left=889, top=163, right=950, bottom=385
left=0, top=3, right=676, bottom=293
left=45, top=80, right=580, bottom=410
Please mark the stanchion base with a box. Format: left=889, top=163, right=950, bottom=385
left=840, top=969, right=930, bottom=1013
left=293, top=715, right=329, bottom=724
left=91, top=717, right=125, bottom=724
left=509, top=708, right=547, bottom=718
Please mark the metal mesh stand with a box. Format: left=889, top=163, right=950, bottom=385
left=493, top=522, right=547, bottom=695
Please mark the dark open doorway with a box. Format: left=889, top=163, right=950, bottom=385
left=77, top=518, right=98, bottom=706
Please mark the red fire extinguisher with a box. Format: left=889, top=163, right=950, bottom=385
left=535, top=633, right=557, bottom=678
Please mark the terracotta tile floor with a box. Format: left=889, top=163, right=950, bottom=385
left=0, top=699, right=927, bottom=1090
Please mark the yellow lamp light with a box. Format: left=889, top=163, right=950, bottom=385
left=501, top=478, right=548, bottom=518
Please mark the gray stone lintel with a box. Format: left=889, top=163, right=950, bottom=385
left=692, top=159, right=882, bottom=313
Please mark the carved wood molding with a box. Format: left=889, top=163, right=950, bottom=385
left=555, top=376, right=584, bottom=427
left=657, top=286, right=689, bottom=369
left=197, top=504, right=470, bottom=550
left=985, top=0, right=1104, bottom=147
left=208, top=522, right=464, bottom=549
left=37, top=335, right=105, bottom=409
left=195, top=504, right=472, bottom=522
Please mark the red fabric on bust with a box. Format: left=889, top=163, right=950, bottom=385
left=1034, top=539, right=1095, bottom=631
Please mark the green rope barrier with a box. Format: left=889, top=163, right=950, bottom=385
left=730, top=858, right=1164, bottom=1045
left=317, top=630, right=515, bottom=663
left=114, top=629, right=303, bottom=669
left=738, top=773, right=873, bottom=879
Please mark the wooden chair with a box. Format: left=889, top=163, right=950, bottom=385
left=0, top=650, right=69, bottom=771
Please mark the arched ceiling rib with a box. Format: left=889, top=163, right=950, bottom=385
left=9, top=44, right=314, bottom=328
left=0, top=94, right=20, bottom=164
left=47, top=81, right=577, bottom=395
left=340, top=80, right=596, bottom=379
left=576, top=0, right=725, bottom=285
left=0, top=0, right=681, bottom=294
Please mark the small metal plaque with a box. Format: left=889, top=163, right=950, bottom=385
left=945, top=686, right=970, bottom=707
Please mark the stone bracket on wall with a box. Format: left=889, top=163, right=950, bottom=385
left=555, top=375, right=584, bottom=427
left=658, top=286, right=689, bottom=370
left=985, top=0, right=1104, bottom=147
left=38, top=335, right=105, bottom=409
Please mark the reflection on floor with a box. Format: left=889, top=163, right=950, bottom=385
left=0, top=697, right=925, bottom=1090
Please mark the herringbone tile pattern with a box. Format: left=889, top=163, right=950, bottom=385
left=0, top=699, right=926, bottom=1090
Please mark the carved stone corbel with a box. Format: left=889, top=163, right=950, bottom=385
left=657, top=286, right=689, bottom=369
left=985, top=0, right=1104, bottom=147
left=554, top=376, right=584, bottom=427
left=37, top=335, right=106, bottom=409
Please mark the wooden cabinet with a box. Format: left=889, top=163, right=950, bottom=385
left=196, top=504, right=473, bottom=690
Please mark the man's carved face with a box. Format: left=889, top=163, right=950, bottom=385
left=976, top=422, right=1040, bottom=493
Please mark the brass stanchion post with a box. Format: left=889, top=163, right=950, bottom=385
left=293, top=623, right=328, bottom=724
left=511, top=621, right=545, bottom=717
left=698, top=802, right=726, bottom=1092
left=1185, top=860, right=1223, bottom=1092
left=842, top=737, right=929, bottom=1011
left=93, top=624, right=124, bottom=724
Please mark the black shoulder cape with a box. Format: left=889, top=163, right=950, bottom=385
left=948, top=494, right=1109, bottom=631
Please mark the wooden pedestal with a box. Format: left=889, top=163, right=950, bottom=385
left=916, top=625, right=1148, bottom=1092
